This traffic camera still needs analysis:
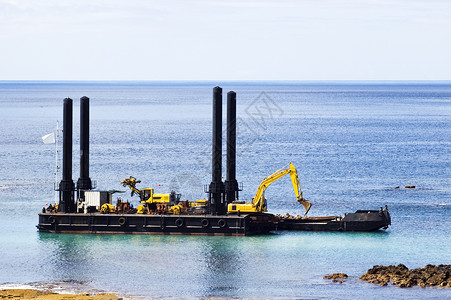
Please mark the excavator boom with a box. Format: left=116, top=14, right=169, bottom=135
left=252, top=167, right=290, bottom=211
left=228, top=162, right=311, bottom=215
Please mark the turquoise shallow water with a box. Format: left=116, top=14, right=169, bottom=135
left=0, top=81, right=450, bottom=299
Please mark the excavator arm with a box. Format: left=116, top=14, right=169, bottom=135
left=121, top=176, right=142, bottom=197
left=251, top=162, right=311, bottom=215
left=288, top=163, right=311, bottom=215
left=252, top=168, right=290, bottom=211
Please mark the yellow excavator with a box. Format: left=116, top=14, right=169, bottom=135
left=121, top=176, right=180, bottom=204
left=227, top=162, right=311, bottom=215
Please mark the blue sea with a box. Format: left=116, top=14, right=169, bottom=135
left=0, top=81, right=450, bottom=299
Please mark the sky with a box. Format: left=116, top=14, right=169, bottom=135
left=0, top=0, right=450, bottom=81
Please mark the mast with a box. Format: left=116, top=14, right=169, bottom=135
left=58, top=98, right=75, bottom=213
left=54, top=121, right=59, bottom=204
left=77, top=96, right=93, bottom=200
left=209, top=86, right=225, bottom=215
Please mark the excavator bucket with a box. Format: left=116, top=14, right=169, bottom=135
left=298, top=198, right=311, bottom=216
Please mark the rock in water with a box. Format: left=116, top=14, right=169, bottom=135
left=324, top=273, right=348, bottom=283
left=360, top=264, right=451, bottom=288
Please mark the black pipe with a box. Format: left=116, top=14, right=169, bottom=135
left=225, top=91, right=239, bottom=204
left=77, top=96, right=92, bottom=199
left=209, top=86, right=225, bottom=215
left=59, top=98, right=75, bottom=213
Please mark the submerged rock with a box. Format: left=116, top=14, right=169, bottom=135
left=360, top=264, right=451, bottom=288
left=324, top=273, right=348, bottom=283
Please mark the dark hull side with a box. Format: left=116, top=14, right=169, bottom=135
left=37, top=213, right=276, bottom=236
left=37, top=209, right=390, bottom=235
left=276, top=210, right=391, bottom=232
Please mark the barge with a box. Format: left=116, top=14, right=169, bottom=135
left=276, top=207, right=391, bottom=232
left=37, top=87, right=391, bottom=236
left=37, top=209, right=390, bottom=235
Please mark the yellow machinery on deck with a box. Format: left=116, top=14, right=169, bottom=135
left=227, top=162, right=311, bottom=215
left=100, top=203, right=115, bottom=214
left=121, top=176, right=180, bottom=204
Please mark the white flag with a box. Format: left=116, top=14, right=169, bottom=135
left=42, top=132, right=55, bottom=144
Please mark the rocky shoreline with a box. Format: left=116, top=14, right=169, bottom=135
left=360, top=264, right=451, bottom=288
left=324, top=265, right=451, bottom=288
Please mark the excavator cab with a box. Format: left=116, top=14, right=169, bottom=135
left=141, top=188, right=153, bottom=202
left=139, top=188, right=173, bottom=204
left=262, top=197, right=267, bottom=211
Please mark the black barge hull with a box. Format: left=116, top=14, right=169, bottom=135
left=276, top=209, right=391, bottom=232
left=38, top=209, right=390, bottom=235
left=37, top=213, right=275, bottom=236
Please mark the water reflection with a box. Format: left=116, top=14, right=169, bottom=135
left=38, top=233, right=101, bottom=281
left=195, top=237, right=245, bottom=297
left=32, top=224, right=448, bottom=299
left=37, top=233, right=275, bottom=298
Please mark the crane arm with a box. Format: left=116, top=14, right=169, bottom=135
left=121, top=176, right=142, bottom=197
left=252, top=162, right=311, bottom=215
left=252, top=168, right=290, bottom=211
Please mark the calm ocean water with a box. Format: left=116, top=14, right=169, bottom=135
left=0, top=81, right=450, bottom=299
